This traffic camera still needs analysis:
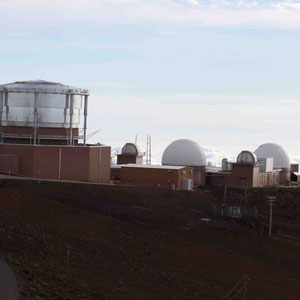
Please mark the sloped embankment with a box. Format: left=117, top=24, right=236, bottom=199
left=0, top=179, right=300, bottom=299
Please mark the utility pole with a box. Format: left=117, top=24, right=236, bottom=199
left=223, top=185, right=227, bottom=205
left=267, top=196, right=276, bottom=237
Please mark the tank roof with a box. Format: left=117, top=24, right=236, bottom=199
left=0, top=80, right=89, bottom=95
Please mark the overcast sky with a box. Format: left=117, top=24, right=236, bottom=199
left=1, top=0, right=300, bottom=164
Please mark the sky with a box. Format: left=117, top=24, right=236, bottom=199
left=1, top=0, right=300, bottom=164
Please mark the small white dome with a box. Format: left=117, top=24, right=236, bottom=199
left=162, top=139, right=206, bottom=167
left=121, top=143, right=139, bottom=156
left=254, top=143, right=290, bottom=169
left=237, top=151, right=257, bottom=165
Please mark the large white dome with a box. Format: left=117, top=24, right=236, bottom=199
left=162, top=139, right=206, bottom=167
left=254, top=143, right=290, bottom=169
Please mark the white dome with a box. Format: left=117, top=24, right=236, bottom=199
left=162, top=139, right=206, bottom=167
left=254, top=143, right=290, bottom=169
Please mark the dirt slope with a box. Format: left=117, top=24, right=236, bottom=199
left=0, top=179, right=300, bottom=299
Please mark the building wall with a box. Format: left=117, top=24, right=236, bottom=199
left=228, top=164, right=255, bottom=187
left=2, top=126, right=79, bottom=145
left=258, top=171, right=280, bottom=187
left=206, top=172, right=231, bottom=186
left=194, top=166, right=206, bottom=186
left=117, top=154, right=143, bottom=165
left=0, top=155, right=19, bottom=175
left=291, top=164, right=299, bottom=173
left=0, top=144, right=35, bottom=177
left=0, top=143, right=110, bottom=183
left=120, top=166, right=194, bottom=190
left=89, top=147, right=111, bottom=183
left=208, top=164, right=281, bottom=188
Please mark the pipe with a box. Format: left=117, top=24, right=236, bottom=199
left=0, top=92, right=3, bottom=143
left=33, top=92, right=39, bottom=145
left=83, top=95, right=88, bottom=146
left=69, top=94, right=74, bottom=145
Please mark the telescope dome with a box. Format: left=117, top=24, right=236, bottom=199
left=162, top=139, right=206, bottom=167
left=254, top=143, right=290, bottom=169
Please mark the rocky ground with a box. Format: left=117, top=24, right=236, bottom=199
left=0, top=179, right=300, bottom=299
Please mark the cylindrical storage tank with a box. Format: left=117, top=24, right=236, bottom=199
left=222, top=158, right=229, bottom=171
left=0, top=80, right=89, bottom=145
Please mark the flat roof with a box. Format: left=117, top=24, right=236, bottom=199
left=115, top=164, right=189, bottom=170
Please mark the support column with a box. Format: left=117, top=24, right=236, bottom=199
left=0, top=92, right=3, bottom=143
left=83, top=95, right=88, bottom=146
left=5, top=92, right=9, bottom=130
left=33, top=92, right=39, bottom=145
left=69, top=94, right=74, bottom=145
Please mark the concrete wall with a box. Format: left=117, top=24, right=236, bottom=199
left=89, top=147, right=111, bottom=183
left=0, top=144, right=111, bottom=183
left=120, top=166, right=194, bottom=190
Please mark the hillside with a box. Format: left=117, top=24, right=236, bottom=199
left=0, top=179, right=300, bottom=299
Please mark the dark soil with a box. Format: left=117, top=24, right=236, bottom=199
left=0, top=179, right=300, bottom=299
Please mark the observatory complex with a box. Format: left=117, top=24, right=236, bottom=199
left=0, top=80, right=298, bottom=190
left=0, top=80, right=110, bottom=183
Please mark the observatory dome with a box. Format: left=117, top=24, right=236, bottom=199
left=162, top=139, right=206, bottom=167
left=121, top=143, right=139, bottom=156
left=237, top=151, right=257, bottom=165
left=254, top=143, right=290, bottom=169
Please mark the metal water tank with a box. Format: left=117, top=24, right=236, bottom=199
left=0, top=80, right=89, bottom=145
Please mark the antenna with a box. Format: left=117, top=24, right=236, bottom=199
left=85, top=130, right=101, bottom=142
left=146, top=134, right=151, bottom=165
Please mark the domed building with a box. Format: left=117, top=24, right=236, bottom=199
left=254, top=143, right=290, bottom=169
left=237, top=151, right=257, bottom=165
left=117, top=143, right=143, bottom=165
left=162, top=139, right=206, bottom=185
left=254, top=143, right=291, bottom=185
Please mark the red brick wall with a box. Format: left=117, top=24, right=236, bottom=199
left=0, top=155, right=19, bottom=175
left=120, top=166, right=194, bottom=190
left=229, top=164, right=255, bottom=187
left=0, top=144, right=111, bottom=183
left=0, top=144, right=35, bottom=176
